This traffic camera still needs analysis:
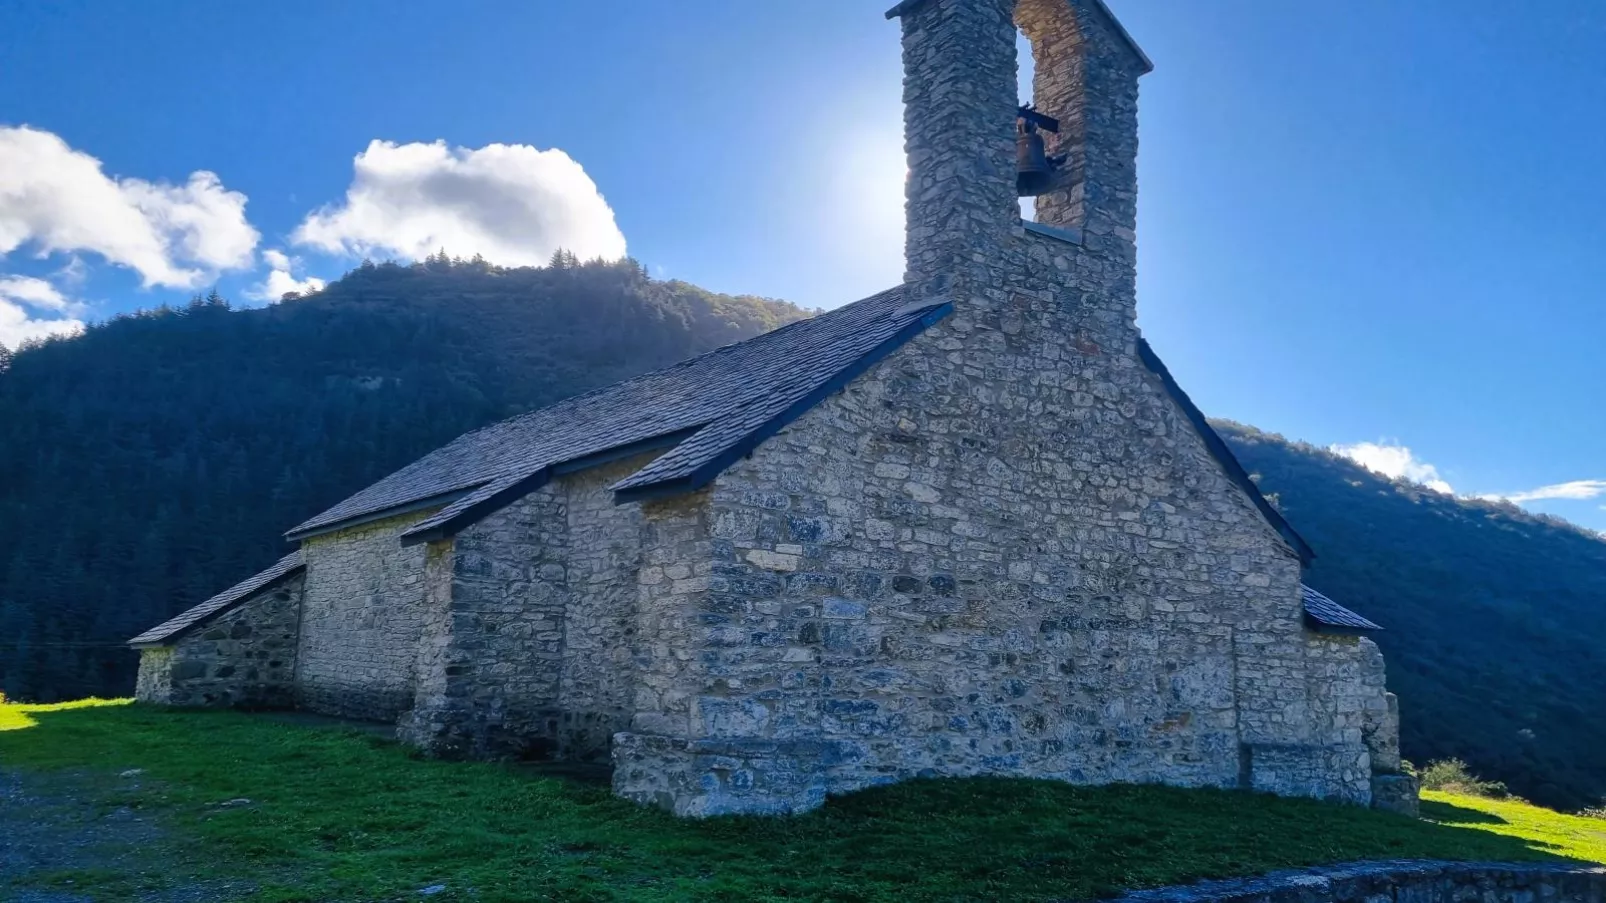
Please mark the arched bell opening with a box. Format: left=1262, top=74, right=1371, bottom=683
left=1014, top=0, right=1089, bottom=231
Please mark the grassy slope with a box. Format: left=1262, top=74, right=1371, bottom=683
left=2, top=700, right=1601, bottom=903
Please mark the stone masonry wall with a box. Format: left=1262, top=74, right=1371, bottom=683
left=612, top=0, right=1384, bottom=816
left=400, top=456, right=653, bottom=760
left=1306, top=633, right=1419, bottom=815
left=134, top=573, right=304, bottom=708
left=396, top=540, right=460, bottom=746
left=1112, top=862, right=1606, bottom=903
left=557, top=457, right=653, bottom=758
left=612, top=303, right=1348, bottom=814
left=400, top=488, right=565, bottom=757
left=135, top=647, right=174, bottom=703
left=295, top=510, right=436, bottom=721
left=623, top=490, right=716, bottom=741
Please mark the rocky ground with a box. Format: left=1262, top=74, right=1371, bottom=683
left=0, top=768, right=257, bottom=903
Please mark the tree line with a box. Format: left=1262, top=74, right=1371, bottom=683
left=0, top=256, right=804, bottom=706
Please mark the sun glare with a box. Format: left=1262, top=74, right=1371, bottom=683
left=822, top=121, right=907, bottom=291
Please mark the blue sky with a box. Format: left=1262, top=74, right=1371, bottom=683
left=2, top=0, right=1603, bottom=530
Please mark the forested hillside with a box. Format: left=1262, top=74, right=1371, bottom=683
left=0, top=255, right=805, bottom=704
left=1220, top=422, right=1606, bottom=811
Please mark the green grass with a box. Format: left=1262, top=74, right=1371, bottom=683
left=1420, top=791, right=1606, bottom=863
left=0, top=695, right=128, bottom=730
left=0, top=699, right=1598, bottom=902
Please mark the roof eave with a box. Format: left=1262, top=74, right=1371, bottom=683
left=1136, top=338, right=1315, bottom=565
left=614, top=476, right=699, bottom=506
left=399, top=471, right=553, bottom=547
left=397, top=427, right=707, bottom=545
left=286, top=487, right=480, bottom=543
left=1303, top=614, right=1382, bottom=636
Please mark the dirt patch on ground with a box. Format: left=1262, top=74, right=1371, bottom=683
left=0, top=769, right=256, bottom=903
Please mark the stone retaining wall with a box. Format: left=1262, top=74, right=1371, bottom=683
left=1110, top=861, right=1606, bottom=903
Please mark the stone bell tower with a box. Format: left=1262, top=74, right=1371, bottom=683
left=888, top=0, right=1150, bottom=326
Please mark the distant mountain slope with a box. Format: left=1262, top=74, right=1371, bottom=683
left=0, top=256, right=806, bottom=704
left=1218, top=421, right=1606, bottom=811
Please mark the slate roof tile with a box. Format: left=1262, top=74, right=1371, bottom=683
left=128, top=552, right=303, bottom=646
left=1301, top=584, right=1382, bottom=632
left=287, top=286, right=943, bottom=539
left=139, top=281, right=1348, bottom=648
left=282, top=279, right=1312, bottom=581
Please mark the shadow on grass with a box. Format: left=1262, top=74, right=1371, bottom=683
left=255, top=708, right=395, bottom=738
left=1, top=702, right=1593, bottom=903
left=1422, top=799, right=1511, bottom=825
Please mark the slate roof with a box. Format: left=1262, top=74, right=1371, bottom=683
left=281, top=281, right=1312, bottom=566
left=137, top=283, right=1340, bottom=646
left=1301, top=584, right=1383, bottom=633
left=128, top=552, right=303, bottom=646
left=286, top=287, right=953, bottom=541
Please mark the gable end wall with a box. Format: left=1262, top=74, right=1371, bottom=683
left=614, top=231, right=1380, bottom=814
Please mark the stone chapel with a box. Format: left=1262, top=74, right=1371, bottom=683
left=130, top=0, right=1417, bottom=817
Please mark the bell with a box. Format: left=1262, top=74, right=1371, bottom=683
left=1017, top=122, right=1053, bottom=196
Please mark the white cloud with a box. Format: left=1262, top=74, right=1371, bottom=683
left=0, top=275, right=72, bottom=311
left=0, top=126, right=258, bottom=288
left=1483, top=480, right=1606, bottom=505
left=0, top=275, right=84, bottom=348
left=247, top=249, right=326, bottom=301
left=1330, top=440, right=1454, bottom=494
left=293, top=139, right=626, bottom=267
left=1334, top=441, right=1606, bottom=509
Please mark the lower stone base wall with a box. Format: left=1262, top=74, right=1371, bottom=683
left=134, top=618, right=299, bottom=709
left=557, top=708, right=631, bottom=762
left=135, top=648, right=175, bottom=703
left=295, top=682, right=414, bottom=723
left=1110, top=861, right=1606, bottom=903
left=1371, top=773, right=1421, bottom=817
left=613, top=731, right=1381, bottom=817
left=400, top=705, right=634, bottom=762
left=134, top=574, right=302, bottom=710
left=400, top=703, right=548, bottom=759
left=613, top=733, right=863, bottom=816
left=1244, top=742, right=1372, bottom=805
